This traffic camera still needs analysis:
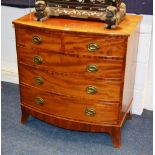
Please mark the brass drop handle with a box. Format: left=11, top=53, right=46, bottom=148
left=85, top=108, right=96, bottom=117
left=86, top=86, right=97, bottom=94
left=87, top=43, right=100, bottom=52
left=35, top=97, right=44, bottom=105
left=33, top=55, right=42, bottom=64
left=87, top=64, right=98, bottom=72
left=34, top=76, right=44, bottom=85
left=32, top=36, right=42, bottom=44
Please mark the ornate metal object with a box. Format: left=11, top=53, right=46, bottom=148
left=33, top=55, right=43, bottom=64
left=34, top=76, right=44, bottom=85
left=87, top=64, right=98, bottom=72
left=34, top=0, right=126, bottom=28
left=35, top=97, right=44, bottom=105
left=87, top=42, right=100, bottom=52
left=32, top=36, right=42, bottom=44
left=85, top=108, right=96, bottom=117
left=86, top=86, right=97, bottom=94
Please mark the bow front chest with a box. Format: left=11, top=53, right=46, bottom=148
left=13, top=13, right=142, bottom=148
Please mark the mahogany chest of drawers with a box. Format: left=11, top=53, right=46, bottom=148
left=13, top=13, right=142, bottom=148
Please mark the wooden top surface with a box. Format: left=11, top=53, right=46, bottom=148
left=13, top=12, right=142, bottom=36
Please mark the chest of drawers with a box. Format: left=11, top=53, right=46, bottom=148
left=13, top=13, right=142, bottom=148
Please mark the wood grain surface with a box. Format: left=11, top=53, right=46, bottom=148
left=16, top=27, right=128, bottom=57
left=20, top=84, right=119, bottom=124
left=18, top=64, right=122, bottom=102
left=17, top=47, right=124, bottom=79
left=64, top=34, right=127, bottom=57
left=15, top=27, right=62, bottom=51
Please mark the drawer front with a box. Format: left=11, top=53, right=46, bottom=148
left=19, top=64, right=121, bottom=102
left=20, top=85, right=119, bottom=124
left=17, top=47, right=123, bottom=79
left=15, top=27, right=61, bottom=51
left=64, top=35, right=127, bottom=57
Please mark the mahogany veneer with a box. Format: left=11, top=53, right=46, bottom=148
left=13, top=13, right=142, bottom=148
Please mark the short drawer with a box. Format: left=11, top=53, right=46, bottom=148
left=64, top=34, right=128, bottom=57
left=18, top=64, right=122, bottom=102
left=17, top=47, right=123, bottom=79
left=15, top=27, right=61, bottom=52
left=20, top=85, right=119, bottom=124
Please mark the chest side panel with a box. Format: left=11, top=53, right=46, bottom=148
left=122, top=24, right=140, bottom=113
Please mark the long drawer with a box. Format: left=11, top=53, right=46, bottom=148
left=18, top=64, right=122, bottom=102
left=20, top=84, right=119, bottom=124
left=15, top=27, right=62, bottom=52
left=17, top=47, right=123, bottom=79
